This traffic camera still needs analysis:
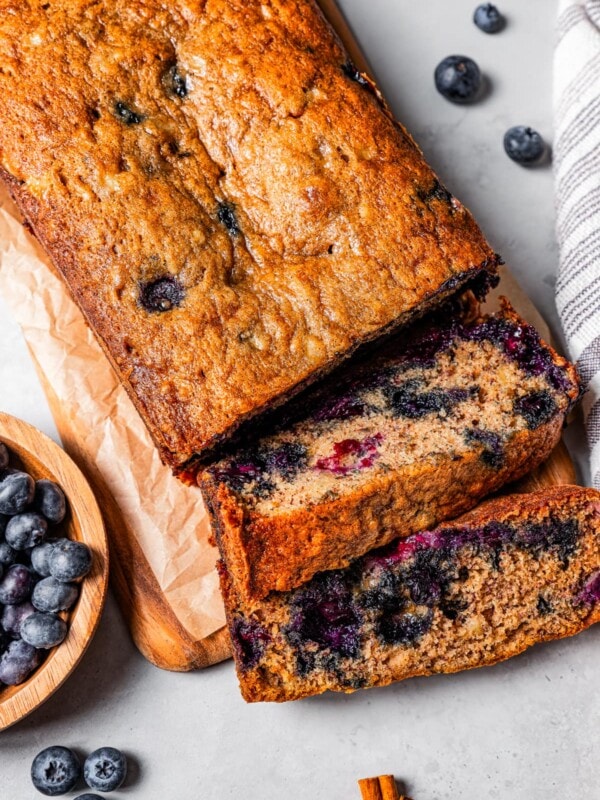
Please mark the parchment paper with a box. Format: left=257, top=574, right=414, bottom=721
left=0, top=185, right=226, bottom=641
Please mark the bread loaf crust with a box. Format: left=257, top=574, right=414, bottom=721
left=0, top=0, right=496, bottom=468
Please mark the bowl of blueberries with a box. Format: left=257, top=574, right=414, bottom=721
left=0, top=412, right=108, bottom=730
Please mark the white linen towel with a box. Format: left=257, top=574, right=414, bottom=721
left=555, top=0, right=600, bottom=488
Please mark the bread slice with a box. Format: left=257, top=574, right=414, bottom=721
left=201, top=301, right=580, bottom=602
left=0, top=0, right=497, bottom=470
left=220, top=486, right=600, bottom=702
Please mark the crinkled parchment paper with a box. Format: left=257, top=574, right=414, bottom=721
left=0, top=185, right=225, bottom=642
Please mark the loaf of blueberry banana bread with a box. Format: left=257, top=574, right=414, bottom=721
left=0, top=0, right=498, bottom=471
left=220, top=485, right=600, bottom=702
left=200, top=301, right=580, bottom=602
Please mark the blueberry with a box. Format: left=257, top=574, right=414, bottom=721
left=33, top=577, right=78, bottom=613
left=434, top=55, right=482, bottom=103
left=21, top=611, right=67, bottom=649
left=163, top=63, right=188, bottom=98
left=231, top=618, right=270, bottom=670
left=31, top=746, right=81, bottom=796
left=0, top=540, right=17, bottom=567
left=514, top=390, right=557, bottom=429
left=5, top=511, right=47, bottom=549
left=84, top=747, right=127, bottom=792
left=0, top=563, right=34, bottom=604
left=75, top=796, right=104, bottom=800
left=113, top=100, right=143, bottom=125
left=473, top=4, right=505, bottom=33
left=0, top=638, right=42, bottom=685
left=504, top=126, right=546, bottom=164
left=0, top=442, right=8, bottom=469
left=0, top=470, right=35, bottom=515
left=34, top=479, right=67, bottom=524
left=341, top=60, right=371, bottom=89
left=1, top=600, right=35, bottom=637
left=139, top=275, right=185, bottom=312
left=31, top=540, right=57, bottom=576
left=217, top=202, right=240, bottom=235
left=49, top=540, right=92, bottom=582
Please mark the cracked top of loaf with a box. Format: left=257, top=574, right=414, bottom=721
left=0, top=0, right=496, bottom=469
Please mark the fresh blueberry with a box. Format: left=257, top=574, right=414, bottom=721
left=84, top=747, right=127, bottom=792
left=34, top=479, right=67, bottom=524
left=0, top=470, right=35, bottom=515
left=0, top=638, right=42, bottom=685
left=1, top=600, right=35, bottom=637
left=31, top=746, right=81, bottom=796
left=5, top=511, right=47, bottom=550
left=31, top=540, right=56, bottom=576
left=0, top=540, right=17, bottom=567
left=32, top=577, right=78, bottom=613
left=0, top=563, right=34, bottom=604
left=0, top=442, right=8, bottom=470
left=473, top=4, right=505, bottom=33
left=74, top=796, right=103, bottom=800
left=434, top=55, right=482, bottom=103
left=504, top=126, right=546, bottom=165
left=21, top=611, right=67, bottom=649
left=49, top=540, right=92, bottom=582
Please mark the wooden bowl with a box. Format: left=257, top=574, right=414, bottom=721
left=0, top=413, right=108, bottom=730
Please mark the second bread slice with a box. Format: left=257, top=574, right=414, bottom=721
left=200, top=301, right=580, bottom=603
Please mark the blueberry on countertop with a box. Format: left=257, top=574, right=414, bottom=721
left=32, top=577, right=78, bottom=614
left=84, top=747, right=127, bottom=792
left=49, top=540, right=92, bottom=582
left=0, top=638, right=42, bottom=685
left=504, top=126, right=546, bottom=164
left=5, top=511, right=48, bottom=550
left=34, top=479, right=67, bottom=524
left=473, top=3, right=505, bottom=33
left=434, top=55, right=482, bottom=103
left=21, top=611, right=68, bottom=649
left=31, top=746, right=81, bottom=796
left=75, top=796, right=103, bottom=800
left=0, top=470, right=35, bottom=515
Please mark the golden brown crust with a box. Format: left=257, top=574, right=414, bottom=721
left=220, top=486, right=600, bottom=702
left=0, top=0, right=496, bottom=469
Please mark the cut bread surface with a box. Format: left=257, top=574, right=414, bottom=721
left=220, top=486, right=600, bottom=702
left=201, top=302, right=580, bottom=602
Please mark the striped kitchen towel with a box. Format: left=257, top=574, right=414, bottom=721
left=555, top=0, right=600, bottom=488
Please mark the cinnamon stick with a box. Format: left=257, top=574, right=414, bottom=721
left=358, top=775, right=405, bottom=800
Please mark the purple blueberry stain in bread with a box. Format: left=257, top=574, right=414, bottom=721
left=386, top=380, right=475, bottom=419
left=263, top=442, right=308, bottom=479
left=286, top=572, right=361, bottom=661
left=514, top=390, right=558, bottom=430
left=139, top=276, right=185, bottom=313
left=377, top=608, right=434, bottom=646
left=464, top=428, right=505, bottom=468
left=113, top=100, right=144, bottom=125
left=231, top=618, right=270, bottom=670
left=312, top=393, right=366, bottom=422
left=576, top=571, right=600, bottom=605
left=315, top=434, right=383, bottom=475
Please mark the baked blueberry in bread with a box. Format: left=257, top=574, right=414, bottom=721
left=219, top=486, right=600, bottom=702
left=201, top=301, right=580, bottom=602
left=0, top=0, right=498, bottom=471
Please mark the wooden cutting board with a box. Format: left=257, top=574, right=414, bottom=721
left=35, top=0, right=577, bottom=672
